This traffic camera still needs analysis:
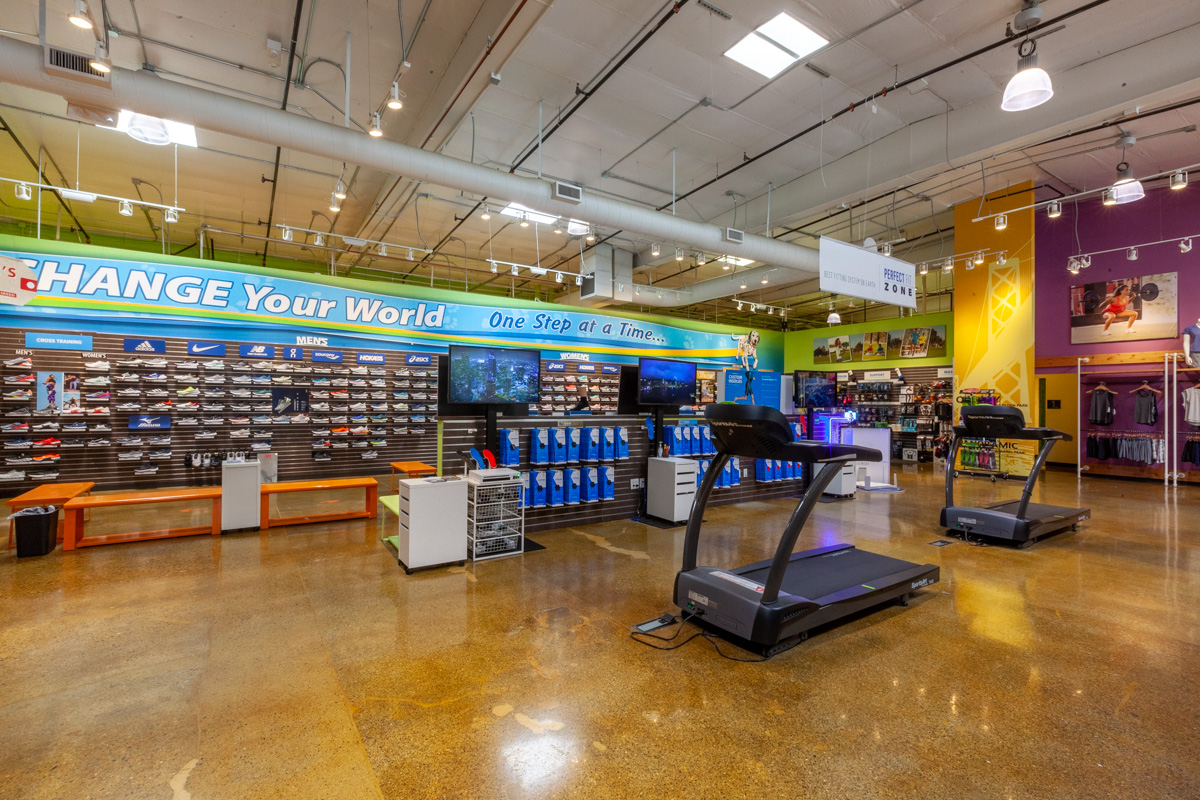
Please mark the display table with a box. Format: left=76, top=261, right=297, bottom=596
left=7, top=482, right=95, bottom=548
left=397, top=477, right=467, bottom=572
left=390, top=460, right=437, bottom=491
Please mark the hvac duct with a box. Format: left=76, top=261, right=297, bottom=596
left=0, top=37, right=819, bottom=275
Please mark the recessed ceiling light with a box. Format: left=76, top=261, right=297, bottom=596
left=500, top=203, right=555, bottom=225
left=725, top=12, right=828, bottom=79
left=101, top=110, right=197, bottom=147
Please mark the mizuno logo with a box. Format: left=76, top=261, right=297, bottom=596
left=191, top=344, right=221, bottom=353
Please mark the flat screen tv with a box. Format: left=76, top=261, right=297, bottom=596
left=794, top=370, right=838, bottom=409
left=448, top=345, right=540, bottom=404
left=637, top=357, right=697, bottom=406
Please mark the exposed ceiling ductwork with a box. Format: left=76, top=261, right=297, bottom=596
left=0, top=36, right=819, bottom=277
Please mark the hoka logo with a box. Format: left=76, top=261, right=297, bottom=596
left=134, top=341, right=155, bottom=352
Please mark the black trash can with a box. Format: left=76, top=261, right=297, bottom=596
left=13, top=505, right=57, bottom=557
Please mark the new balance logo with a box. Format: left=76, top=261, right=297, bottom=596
left=245, top=346, right=268, bottom=356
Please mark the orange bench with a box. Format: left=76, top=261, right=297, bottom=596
left=63, top=487, right=222, bottom=551
left=259, top=477, right=378, bottom=530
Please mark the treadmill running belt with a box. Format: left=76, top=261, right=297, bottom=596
left=739, top=549, right=920, bottom=603
left=985, top=500, right=1083, bottom=520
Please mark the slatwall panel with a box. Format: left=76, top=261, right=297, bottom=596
left=833, top=364, right=952, bottom=458
left=534, top=358, right=621, bottom=414
left=440, top=414, right=810, bottom=534
left=0, top=328, right=439, bottom=496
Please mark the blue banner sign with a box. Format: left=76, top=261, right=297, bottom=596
left=24, top=332, right=92, bottom=350
left=282, top=346, right=304, bottom=361
left=601, top=365, right=620, bottom=374
left=128, top=414, right=171, bottom=430
left=124, top=338, right=165, bottom=353
left=576, top=364, right=597, bottom=373
left=187, top=341, right=226, bottom=356
left=722, top=368, right=782, bottom=410
left=312, top=350, right=343, bottom=363
left=405, top=353, right=433, bottom=366
left=239, top=344, right=275, bottom=359
left=356, top=352, right=386, bottom=364
left=545, top=362, right=566, bottom=372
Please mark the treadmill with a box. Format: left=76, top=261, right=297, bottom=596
left=674, top=404, right=940, bottom=657
left=940, top=405, right=1089, bottom=547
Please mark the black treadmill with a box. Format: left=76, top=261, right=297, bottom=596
left=674, top=404, right=940, bottom=657
left=940, top=405, right=1089, bottom=547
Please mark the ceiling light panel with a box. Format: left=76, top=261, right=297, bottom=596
left=725, top=13, right=828, bottom=79
left=500, top=203, right=555, bottom=225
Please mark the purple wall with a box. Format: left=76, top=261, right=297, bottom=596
left=1035, top=185, right=1200, bottom=371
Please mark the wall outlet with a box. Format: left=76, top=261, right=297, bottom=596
left=630, top=478, right=644, bottom=490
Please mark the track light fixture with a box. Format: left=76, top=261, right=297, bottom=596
left=1067, top=258, right=1081, bottom=275
left=1181, top=238, right=1193, bottom=254
left=585, top=229, right=596, bottom=242
left=407, top=248, right=414, bottom=261
left=826, top=303, right=841, bottom=325
left=329, top=193, right=341, bottom=213
left=994, top=214, right=1007, bottom=231
left=651, top=243, right=660, bottom=257
left=750, top=304, right=758, bottom=313
left=553, top=222, right=562, bottom=234
left=281, top=227, right=293, bottom=242
left=519, top=216, right=530, bottom=228
left=1170, top=170, right=1188, bottom=190
left=761, top=277, right=768, bottom=284
left=334, top=179, right=347, bottom=200
left=880, top=243, right=892, bottom=256
left=88, top=41, right=111, bottom=74
left=368, top=112, right=383, bottom=137
left=68, top=0, right=94, bottom=29
left=1101, top=188, right=1117, bottom=206
left=575, top=274, right=583, bottom=286
left=164, top=208, right=178, bottom=224
left=942, top=258, right=954, bottom=274
left=1127, top=247, right=1138, bottom=261
left=314, top=233, right=325, bottom=247
left=675, top=247, right=683, bottom=261
left=118, top=199, right=132, bottom=216
left=767, top=307, right=774, bottom=316
left=997, top=251, right=1007, bottom=264
left=490, top=260, right=498, bottom=273
left=387, top=82, right=404, bottom=110
left=780, top=309, right=786, bottom=320
left=974, top=251, right=985, bottom=265
left=378, top=244, right=387, bottom=257
left=736, top=301, right=743, bottom=312
left=1001, top=36, right=1053, bottom=112
left=480, top=205, right=491, bottom=221
left=1047, top=200, right=1062, bottom=218
left=14, top=183, right=31, bottom=201
left=918, top=262, right=929, bottom=275
left=739, top=281, right=747, bottom=290
left=1112, top=160, right=1145, bottom=204
left=511, top=264, right=519, bottom=275
left=555, top=272, right=563, bottom=283
left=697, top=253, right=706, bottom=265
left=965, top=260, right=975, bottom=272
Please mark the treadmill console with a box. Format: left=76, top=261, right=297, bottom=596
left=960, top=405, right=1026, bottom=438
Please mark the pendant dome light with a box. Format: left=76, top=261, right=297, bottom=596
left=1001, top=2, right=1053, bottom=112
left=1111, top=160, right=1144, bottom=205
left=826, top=302, right=841, bottom=326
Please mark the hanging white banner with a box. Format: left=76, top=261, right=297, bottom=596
left=818, top=237, right=917, bottom=309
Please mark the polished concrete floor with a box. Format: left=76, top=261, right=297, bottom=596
left=1, top=466, right=1198, bottom=799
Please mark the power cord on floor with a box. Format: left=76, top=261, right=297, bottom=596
left=629, top=612, right=775, bottom=662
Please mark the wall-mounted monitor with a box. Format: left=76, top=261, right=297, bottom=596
left=637, top=357, right=697, bottom=406
left=448, top=345, right=541, bottom=405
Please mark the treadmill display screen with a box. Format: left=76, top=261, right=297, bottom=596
left=795, top=371, right=838, bottom=408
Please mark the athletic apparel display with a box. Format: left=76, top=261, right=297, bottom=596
left=1085, top=433, right=1164, bottom=465
left=942, top=405, right=1089, bottom=546
left=1088, top=388, right=1115, bottom=425
left=672, top=403, right=938, bottom=656
left=1183, top=386, right=1200, bottom=427
left=1132, top=390, right=1159, bottom=425
left=1182, top=439, right=1200, bottom=466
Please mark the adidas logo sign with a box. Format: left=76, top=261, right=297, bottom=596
left=134, top=341, right=156, bottom=352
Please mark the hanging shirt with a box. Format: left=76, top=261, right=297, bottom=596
left=1184, top=386, right=1200, bottom=426
left=1133, top=390, right=1158, bottom=426
left=1089, top=389, right=1115, bottom=425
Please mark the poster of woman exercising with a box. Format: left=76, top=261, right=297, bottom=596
left=1068, top=272, right=1177, bottom=344
left=731, top=330, right=759, bottom=403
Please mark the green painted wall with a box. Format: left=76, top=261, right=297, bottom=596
left=784, top=311, right=954, bottom=372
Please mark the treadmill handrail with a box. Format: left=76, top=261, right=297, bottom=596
left=776, top=440, right=882, bottom=464
left=760, top=458, right=847, bottom=605
left=681, top=452, right=729, bottom=573
left=952, top=425, right=1072, bottom=442
left=943, top=430, right=1065, bottom=521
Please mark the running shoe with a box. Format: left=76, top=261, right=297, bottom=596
left=144, top=388, right=169, bottom=397
left=250, top=415, right=271, bottom=424
left=63, top=422, right=87, bottom=432
left=31, top=422, right=58, bottom=431
left=311, top=402, right=330, bottom=412
left=312, top=428, right=332, bottom=437
left=33, top=437, right=61, bottom=448
left=5, top=456, right=33, bottom=465
left=115, top=436, right=143, bottom=446
left=252, top=404, right=272, bottom=412
left=330, top=389, right=349, bottom=398
left=351, top=440, right=369, bottom=448
left=116, top=402, right=141, bottom=411
left=141, top=358, right=167, bottom=368
left=369, top=379, right=387, bottom=388
left=115, top=372, right=140, bottom=382
left=361, top=451, right=378, bottom=459
left=331, top=441, right=349, bottom=449
left=116, top=388, right=141, bottom=397
left=0, top=469, right=26, bottom=480
left=369, top=368, right=388, bottom=377
left=230, top=361, right=252, bottom=371
left=348, top=403, right=367, bottom=411
left=292, top=365, right=312, bottom=374
left=4, top=357, right=33, bottom=368
left=229, top=429, right=251, bottom=438
left=252, top=375, right=272, bottom=384
left=86, top=407, right=110, bottom=415
left=4, top=374, right=35, bottom=383
left=200, top=417, right=224, bottom=426
left=311, top=377, right=331, bottom=386
left=176, top=402, right=199, bottom=410
left=27, top=470, right=59, bottom=480
left=203, top=376, right=226, bottom=384
left=412, top=370, right=428, bottom=378
left=369, top=403, right=388, bottom=411
left=148, top=449, right=172, bottom=459
left=393, top=416, right=409, bottom=423
left=91, top=423, right=112, bottom=432
left=87, top=361, right=112, bottom=371
left=313, top=453, right=332, bottom=462
left=395, top=381, right=411, bottom=389
left=369, top=415, right=388, bottom=423
left=150, top=402, right=173, bottom=411
left=249, top=361, right=273, bottom=370
left=370, top=392, right=387, bottom=400
left=175, top=418, right=199, bottom=426
left=174, top=374, right=199, bottom=382
left=60, top=439, right=84, bottom=448
left=272, top=363, right=293, bottom=372
left=146, top=435, right=171, bottom=445
left=229, top=389, right=252, bottom=397
left=82, top=376, right=110, bottom=386
left=393, top=392, right=410, bottom=400
left=350, top=392, right=369, bottom=400
left=331, top=378, right=349, bottom=387
left=229, top=404, right=252, bottom=412
left=2, top=390, right=32, bottom=400
left=202, top=360, right=225, bottom=370
left=5, top=438, right=32, bottom=449
left=312, top=440, right=331, bottom=449
left=228, top=416, right=251, bottom=425
left=410, top=427, right=425, bottom=435
left=133, top=465, right=159, bottom=475
left=411, top=415, right=427, bottom=423
left=271, top=416, right=290, bottom=424
left=143, top=373, right=166, bottom=382
left=310, top=391, right=330, bottom=399
left=194, top=430, right=217, bottom=439
left=202, top=390, right=226, bottom=398
left=230, top=375, right=252, bottom=384
left=393, top=403, right=410, bottom=411
left=395, top=369, right=411, bottom=377
left=201, top=404, right=225, bottom=412
left=116, top=358, right=143, bottom=367
left=250, top=442, right=272, bottom=451
left=368, top=428, right=387, bottom=436
left=251, top=429, right=271, bottom=438
left=291, top=414, right=310, bottom=424
left=313, top=366, right=333, bottom=374
left=368, top=439, right=387, bottom=448
left=175, top=360, right=200, bottom=370
left=331, top=426, right=350, bottom=435
left=348, top=426, right=370, bottom=435
left=330, top=416, right=348, bottom=424
left=349, top=379, right=368, bottom=388
left=4, top=407, right=31, bottom=417
left=310, top=416, right=331, bottom=424
left=32, top=453, right=60, bottom=463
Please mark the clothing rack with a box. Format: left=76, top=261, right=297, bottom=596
left=1077, top=357, right=1172, bottom=484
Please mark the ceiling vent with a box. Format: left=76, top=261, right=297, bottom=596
left=44, top=45, right=111, bottom=87
left=554, top=181, right=583, bottom=204
left=723, top=227, right=745, bottom=244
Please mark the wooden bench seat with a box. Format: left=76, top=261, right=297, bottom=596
left=259, top=478, right=378, bottom=530
left=63, top=487, right=222, bottom=550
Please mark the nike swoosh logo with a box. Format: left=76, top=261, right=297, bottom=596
left=191, top=344, right=221, bottom=352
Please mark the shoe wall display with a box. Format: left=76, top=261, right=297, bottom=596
left=0, top=335, right=439, bottom=486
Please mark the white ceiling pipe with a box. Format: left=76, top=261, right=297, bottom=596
left=0, top=37, right=819, bottom=275
left=622, top=264, right=783, bottom=308
left=710, top=23, right=1200, bottom=233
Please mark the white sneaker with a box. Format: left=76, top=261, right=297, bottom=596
left=0, top=469, right=26, bottom=480
left=83, top=360, right=110, bottom=370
